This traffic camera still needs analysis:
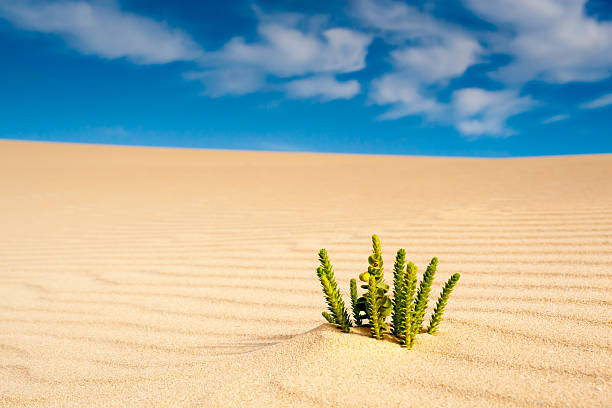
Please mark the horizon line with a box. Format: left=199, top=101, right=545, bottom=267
left=2, top=137, right=611, bottom=160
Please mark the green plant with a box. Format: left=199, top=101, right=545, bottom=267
left=398, top=261, right=418, bottom=346
left=427, top=273, right=461, bottom=335
left=359, top=234, right=392, bottom=339
left=391, top=248, right=406, bottom=336
left=316, top=248, right=352, bottom=332
left=391, top=251, right=418, bottom=340
left=321, top=311, right=335, bottom=324
left=350, top=278, right=362, bottom=326
left=316, top=235, right=460, bottom=348
left=403, top=257, right=438, bottom=348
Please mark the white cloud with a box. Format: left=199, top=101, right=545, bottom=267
left=210, top=25, right=371, bottom=78
left=541, top=114, right=569, bottom=124
left=3, top=0, right=609, bottom=130
left=355, top=0, right=502, bottom=135
left=357, top=0, right=612, bottom=138
left=354, top=0, right=453, bottom=41
left=0, top=0, right=202, bottom=64
left=354, top=0, right=482, bottom=84
left=183, top=68, right=265, bottom=97
left=390, top=35, right=481, bottom=83
left=369, top=74, right=441, bottom=119
left=451, top=89, right=535, bottom=137
left=579, top=93, right=612, bottom=109
left=285, top=76, right=360, bottom=101
left=1, top=2, right=371, bottom=102
left=464, top=0, right=612, bottom=84
left=189, top=10, right=371, bottom=98
left=370, top=80, right=535, bottom=137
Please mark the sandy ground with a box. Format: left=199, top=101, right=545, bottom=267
left=0, top=140, right=610, bottom=407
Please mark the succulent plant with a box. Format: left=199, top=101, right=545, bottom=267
left=403, top=257, right=439, bottom=348
left=316, top=248, right=352, bottom=332
left=427, top=273, right=461, bottom=335
left=391, top=248, right=406, bottom=337
left=350, top=278, right=362, bottom=326
left=316, top=234, right=460, bottom=348
left=358, top=235, right=392, bottom=339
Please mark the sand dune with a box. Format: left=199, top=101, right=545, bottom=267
left=0, top=140, right=610, bottom=407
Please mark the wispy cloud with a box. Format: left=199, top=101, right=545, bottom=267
left=450, top=89, right=535, bottom=137
left=0, top=1, right=371, bottom=102
left=0, top=0, right=202, bottom=64
left=183, top=68, right=265, bottom=97
left=207, top=11, right=371, bottom=77
left=579, top=93, right=612, bottom=109
left=355, top=0, right=533, bottom=137
left=369, top=74, right=535, bottom=137
left=1, top=0, right=611, bottom=139
left=541, top=114, right=569, bottom=124
left=187, top=9, right=372, bottom=99
left=354, top=0, right=482, bottom=83
left=370, top=74, right=441, bottom=120
left=354, top=0, right=612, bottom=138
left=285, top=75, right=360, bottom=101
left=464, top=0, right=612, bottom=84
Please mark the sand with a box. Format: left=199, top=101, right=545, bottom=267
left=0, top=139, right=610, bottom=407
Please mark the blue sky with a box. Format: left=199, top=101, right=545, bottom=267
left=1, top=0, right=611, bottom=157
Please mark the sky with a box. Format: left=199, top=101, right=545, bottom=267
left=1, top=0, right=611, bottom=157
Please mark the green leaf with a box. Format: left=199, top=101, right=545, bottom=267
left=427, top=273, right=460, bottom=335
left=322, top=311, right=335, bottom=324
left=316, top=248, right=352, bottom=332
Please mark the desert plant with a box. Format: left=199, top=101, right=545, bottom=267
left=316, top=235, right=460, bottom=348
left=321, top=311, right=335, bottom=324
left=427, top=273, right=461, bottom=335
left=316, top=248, right=352, bottom=332
left=404, top=261, right=418, bottom=325
left=397, top=259, right=461, bottom=348
left=358, top=234, right=392, bottom=339
left=391, top=248, right=406, bottom=336
left=398, top=261, right=419, bottom=346
left=350, top=278, right=362, bottom=326
left=391, top=252, right=419, bottom=339
left=399, top=257, right=438, bottom=348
